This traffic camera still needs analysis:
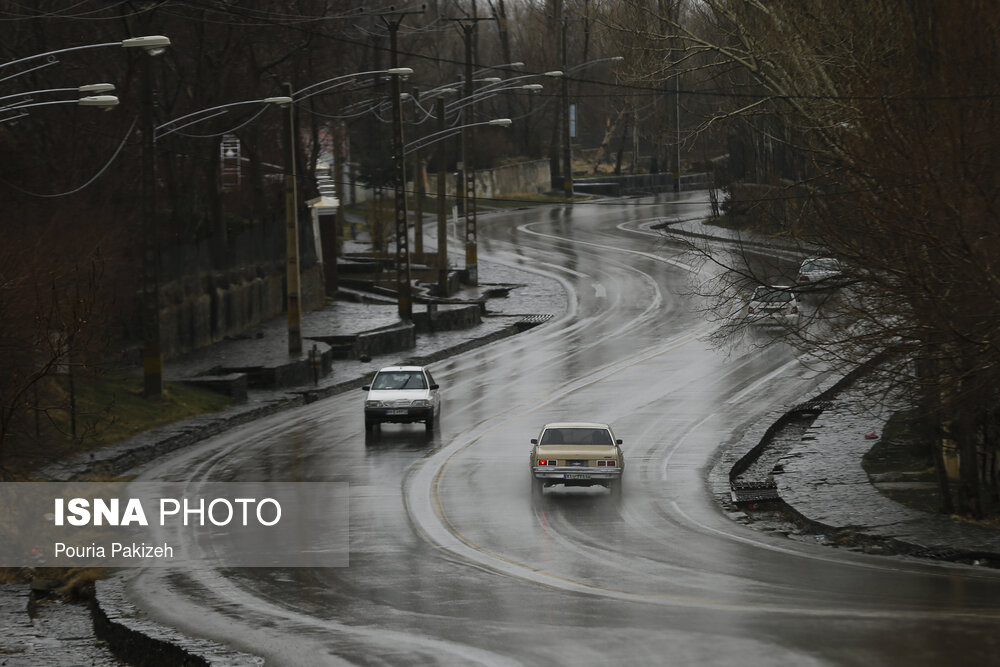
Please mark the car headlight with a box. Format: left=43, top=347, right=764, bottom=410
left=410, top=399, right=430, bottom=407
left=365, top=400, right=383, bottom=408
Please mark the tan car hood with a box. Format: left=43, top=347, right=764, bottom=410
left=534, top=445, right=618, bottom=459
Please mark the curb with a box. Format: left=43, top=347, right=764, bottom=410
left=92, top=574, right=262, bottom=667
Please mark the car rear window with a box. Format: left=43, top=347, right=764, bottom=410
left=540, top=428, right=613, bottom=445
left=803, top=259, right=839, bottom=272
left=752, top=287, right=793, bottom=302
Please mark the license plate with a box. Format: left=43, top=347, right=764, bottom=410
left=386, top=409, right=407, bottom=415
left=565, top=474, right=591, bottom=480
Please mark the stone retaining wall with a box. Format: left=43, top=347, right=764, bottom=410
left=158, top=265, right=325, bottom=360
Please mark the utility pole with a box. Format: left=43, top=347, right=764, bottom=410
left=140, top=51, right=162, bottom=397
left=670, top=2, right=681, bottom=193
left=411, top=87, right=424, bottom=259
left=461, top=22, right=478, bottom=285
left=436, top=96, right=449, bottom=296
left=382, top=7, right=422, bottom=320
left=283, top=80, right=303, bottom=355
left=446, top=17, right=494, bottom=285
left=560, top=18, right=574, bottom=199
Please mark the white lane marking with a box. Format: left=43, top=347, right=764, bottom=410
left=725, top=357, right=803, bottom=405
left=662, top=414, right=715, bottom=481
left=516, top=222, right=699, bottom=274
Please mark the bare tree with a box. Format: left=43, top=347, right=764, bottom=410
left=603, top=0, right=1000, bottom=517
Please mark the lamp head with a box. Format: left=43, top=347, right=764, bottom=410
left=77, top=95, right=119, bottom=108
left=121, top=35, right=171, bottom=56
left=78, top=83, right=115, bottom=94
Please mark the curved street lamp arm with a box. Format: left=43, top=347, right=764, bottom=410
left=0, top=95, right=118, bottom=122
left=0, top=59, right=59, bottom=85
left=404, top=118, right=511, bottom=155
left=565, top=56, right=624, bottom=76
left=473, top=61, right=524, bottom=76
left=0, top=36, right=171, bottom=74
left=293, top=68, right=413, bottom=102
left=0, top=42, right=121, bottom=71
left=0, top=84, right=114, bottom=107
left=155, top=97, right=290, bottom=140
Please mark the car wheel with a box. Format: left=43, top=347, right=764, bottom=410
left=425, top=415, right=435, bottom=431
left=609, top=480, right=623, bottom=499
left=531, top=477, right=544, bottom=498
left=364, top=420, right=377, bottom=432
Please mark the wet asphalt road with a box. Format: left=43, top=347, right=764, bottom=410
left=127, top=193, right=1000, bottom=665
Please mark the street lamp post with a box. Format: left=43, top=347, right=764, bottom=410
left=436, top=97, right=448, bottom=297
left=390, top=67, right=411, bottom=321
left=461, top=29, right=478, bottom=285
left=138, top=37, right=171, bottom=398
left=282, top=81, right=304, bottom=355
left=410, top=88, right=424, bottom=260
left=403, top=117, right=512, bottom=296
left=561, top=22, right=573, bottom=198
left=558, top=56, right=624, bottom=200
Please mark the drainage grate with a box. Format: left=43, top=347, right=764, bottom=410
left=515, top=314, right=553, bottom=331
left=730, top=480, right=780, bottom=504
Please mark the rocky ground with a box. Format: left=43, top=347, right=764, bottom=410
left=0, top=583, right=124, bottom=666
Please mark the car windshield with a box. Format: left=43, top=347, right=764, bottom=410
left=540, top=428, right=613, bottom=445
left=372, top=371, right=426, bottom=390
left=752, top=287, right=793, bottom=303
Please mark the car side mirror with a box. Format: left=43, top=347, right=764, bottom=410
left=616, top=439, right=623, bottom=445
left=530, top=439, right=538, bottom=445
left=430, top=383, right=439, bottom=390
left=362, top=385, right=370, bottom=391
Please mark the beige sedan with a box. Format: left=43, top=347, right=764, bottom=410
left=529, top=422, right=624, bottom=497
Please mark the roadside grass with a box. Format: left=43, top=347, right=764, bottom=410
left=5, top=369, right=231, bottom=481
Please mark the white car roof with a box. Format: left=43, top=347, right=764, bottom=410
left=541, top=422, right=612, bottom=429
left=375, top=366, right=426, bottom=372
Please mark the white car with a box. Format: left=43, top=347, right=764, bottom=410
left=796, top=257, right=844, bottom=288
left=363, top=366, right=440, bottom=431
left=746, top=285, right=800, bottom=326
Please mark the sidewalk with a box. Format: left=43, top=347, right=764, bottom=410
left=721, top=363, right=1000, bottom=565
left=775, top=375, right=1000, bottom=561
